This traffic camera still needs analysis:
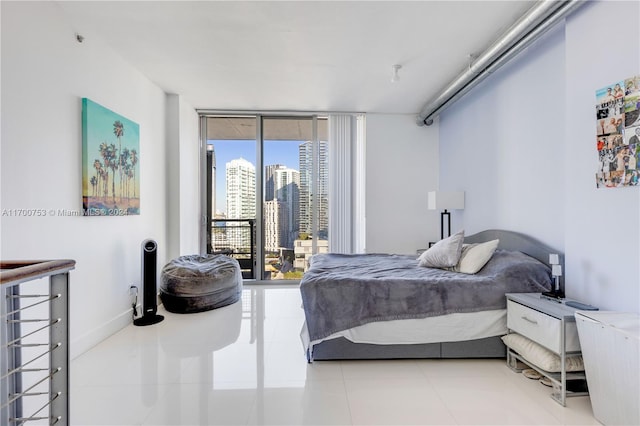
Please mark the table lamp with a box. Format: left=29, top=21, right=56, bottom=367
left=541, top=253, right=564, bottom=300
left=427, top=191, right=465, bottom=240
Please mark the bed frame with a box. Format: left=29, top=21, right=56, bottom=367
left=309, top=229, right=562, bottom=361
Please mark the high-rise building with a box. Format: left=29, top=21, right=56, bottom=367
left=264, top=164, right=284, bottom=202
left=264, top=200, right=287, bottom=252
left=226, top=158, right=256, bottom=220
left=226, top=158, right=256, bottom=251
left=264, top=164, right=300, bottom=249
left=299, top=141, right=329, bottom=239
left=274, top=167, right=299, bottom=248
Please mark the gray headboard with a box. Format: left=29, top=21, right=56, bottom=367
left=464, top=229, right=563, bottom=290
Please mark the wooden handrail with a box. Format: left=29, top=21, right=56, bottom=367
left=0, top=260, right=76, bottom=286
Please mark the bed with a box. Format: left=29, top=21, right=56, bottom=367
left=300, top=230, right=558, bottom=362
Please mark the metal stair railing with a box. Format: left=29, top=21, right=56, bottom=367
left=1, top=260, right=75, bottom=426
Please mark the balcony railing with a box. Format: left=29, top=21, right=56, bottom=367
left=209, top=219, right=255, bottom=279
left=1, top=259, right=75, bottom=426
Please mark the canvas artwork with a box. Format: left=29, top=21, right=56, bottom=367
left=595, top=75, right=640, bottom=188
left=82, top=98, right=140, bottom=215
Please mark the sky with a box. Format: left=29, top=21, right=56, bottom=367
left=208, top=139, right=304, bottom=214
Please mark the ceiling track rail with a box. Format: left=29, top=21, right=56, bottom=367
left=417, top=0, right=586, bottom=126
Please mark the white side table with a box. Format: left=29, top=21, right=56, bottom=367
left=505, top=292, right=589, bottom=406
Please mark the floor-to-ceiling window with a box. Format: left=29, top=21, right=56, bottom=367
left=200, top=114, right=329, bottom=282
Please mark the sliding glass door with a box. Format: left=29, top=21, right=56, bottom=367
left=201, top=114, right=328, bottom=283
left=203, top=116, right=257, bottom=279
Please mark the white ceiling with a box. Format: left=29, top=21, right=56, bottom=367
left=57, top=1, right=535, bottom=114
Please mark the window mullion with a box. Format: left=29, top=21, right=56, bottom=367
left=255, top=115, right=264, bottom=280
left=311, top=116, right=318, bottom=254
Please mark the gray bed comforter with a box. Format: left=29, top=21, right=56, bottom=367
left=300, top=250, right=552, bottom=342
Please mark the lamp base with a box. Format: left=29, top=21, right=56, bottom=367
left=541, top=290, right=565, bottom=302
left=440, top=210, right=451, bottom=240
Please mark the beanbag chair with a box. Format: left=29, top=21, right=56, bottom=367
left=160, top=254, right=242, bottom=313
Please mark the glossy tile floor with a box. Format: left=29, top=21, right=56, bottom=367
left=71, top=287, right=599, bottom=425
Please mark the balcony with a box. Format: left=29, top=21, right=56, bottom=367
left=208, top=219, right=328, bottom=281
left=209, top=219, right=255, bottom=279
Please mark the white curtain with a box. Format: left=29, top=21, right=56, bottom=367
left=328, top=114, right=366, bottom=253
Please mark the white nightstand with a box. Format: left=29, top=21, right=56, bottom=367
left=505, top=293, right=589, bottom=406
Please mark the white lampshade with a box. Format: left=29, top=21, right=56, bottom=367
left=551, top=264, right=562, bottom=277
left=549, top=253, right=560, bottom=264
left=428, top=191, right=465, bottom=210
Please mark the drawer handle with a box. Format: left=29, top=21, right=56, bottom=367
left=521, top=316, right=538, bottom=325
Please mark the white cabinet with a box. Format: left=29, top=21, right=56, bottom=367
left=576, top=312, right=639, bottom=426
left=505, top=293, right=587, bottom=406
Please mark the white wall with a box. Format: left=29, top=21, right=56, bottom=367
left=1, top=1, right=169, bottom=357
left=439, top=1, right=639, bottom=312
left=365, top=114, right=439, bottom=254
left=166, top=95, right=181, bottom=260
left=178, top=98, right=201, bottom=255
left=166, top=94, right=200, bottom=259
left=563, top=1, right=639, bottom=312
left=439, top=25, right=566, bottom=250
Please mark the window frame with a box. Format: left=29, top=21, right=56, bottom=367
left=198, top=111, right=336, bottom=284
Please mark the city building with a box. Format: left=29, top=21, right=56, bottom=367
left=264, top=199, right=286, bottom=252
left=226, top=158, right=256, bottom=250
left=274, top=166, right=300, bottom=248
left=264, top=164, right=300, bottom=249
left=298, top=140, right=329, bottom=239
left=264, top=164, right=284, bottom=202
left=294, top=238, right=329, bottom=271
left=226, top=157, right=255, bottom=221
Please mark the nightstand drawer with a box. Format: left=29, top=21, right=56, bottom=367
left=507, top=300, right=562, bottom=353
left=507, top=300, right=581, bottom=353
left=507, top=299, right=582, bottom=354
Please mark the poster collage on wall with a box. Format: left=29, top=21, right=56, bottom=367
left=595, top=75, right=640, bottom=188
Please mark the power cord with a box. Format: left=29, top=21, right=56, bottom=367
left=130, top=285, right=138, bottom=320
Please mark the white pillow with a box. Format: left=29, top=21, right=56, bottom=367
left=451, top=239, right=499, bottom=274
left=417, top=229, right=465, bottom=268
left=501, top=333, right=584, bottom=373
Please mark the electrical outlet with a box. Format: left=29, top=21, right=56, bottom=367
left=129, top=286, right=138, bottom=304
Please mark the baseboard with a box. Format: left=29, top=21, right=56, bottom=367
left=70, top=304, right=139, bottom=360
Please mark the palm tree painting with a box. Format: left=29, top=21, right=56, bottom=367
left=82, top=98, right=140, bottom=215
